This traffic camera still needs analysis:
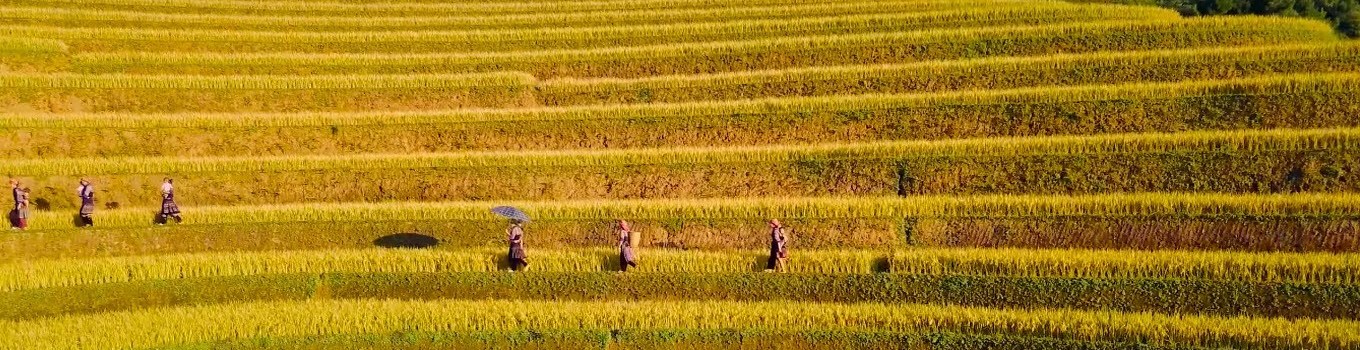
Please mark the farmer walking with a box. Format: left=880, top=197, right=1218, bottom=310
left=490, top=206, right=532, bottom=271
left=77, top=178, right=95, bottom=227
left=766, top=219, right=789, bottom=272
left=14, top=190, right=29, bottom=230
left=617, top=219, right=638, bottom=272
left=508, top=219, right=528, bottom=271
left=9, top=179, right=22, bottom=230
left=158, top=178, right=182, bottom=225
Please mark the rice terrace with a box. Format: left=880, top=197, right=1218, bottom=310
left=3, top=0, right=1360, bottom=348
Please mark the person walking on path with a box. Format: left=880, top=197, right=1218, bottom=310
left=617, top=219, right=638, bottom=272
left=77, top=179, right=95, bottom=227
left=507, top=219, right=528, bottom=271
left=158, top=178, right=182, bottom=225
left=9, top=180, right=22, bottom=230
left=766, top=219, right=789, bottom=272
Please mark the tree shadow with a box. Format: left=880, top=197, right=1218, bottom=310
left=373, top=233, right=440, bottom=249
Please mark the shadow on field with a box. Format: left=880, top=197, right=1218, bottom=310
left=374, top=233, right=440, bottom=249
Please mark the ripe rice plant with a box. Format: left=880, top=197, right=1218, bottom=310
left=2, top=247, right=1355, bottom=293
left=0, top=36, right=67, bottom=73
left=0, top=72, right=535, bottom=89
left=4, top=73, right=1358, bottom=156
left=8, top=272, right=1358, bottom=322
left=12, top=0, right=922, bottom=16
left=0, top=72, right=538, bottom=112
left=10, top=193, right=1359, bottom=254
left=5, top=210, right=1358, bottom=259
left=0, top=248, right=887, bottom=292
left=5, top=127, right=1358, bottom=209
left=0, top=8, right=1181, bottom=53
left=69, top=16, right=1342, bottom=76
left=0, top=35, right=65, bottom=54
left=0, top=1, right=1071, bottom=31
left=151, top=329, right=1186, bottom=350
left=894, top=248, right=1360, bottom=284
left=0, top=215, right=904, bottom=257
left=1, top=299, right=1355, bottom=349
left=22, top=193, right=1360, bottom=224
left=539, top=42, right=1360, bottom=105
left=9, top=127, right=1357, bottom=176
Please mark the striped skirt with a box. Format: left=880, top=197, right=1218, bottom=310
left=79, top=198, right=95, bottom=216
left=160, top=198, right=180, bottom=215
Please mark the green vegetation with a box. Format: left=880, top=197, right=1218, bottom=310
left=1080, top=0, right=1360, bottom=37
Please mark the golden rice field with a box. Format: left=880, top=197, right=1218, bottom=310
left=1, top=0, right=1359, bottom=348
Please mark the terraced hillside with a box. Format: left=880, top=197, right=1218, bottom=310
left=2, top=0, right=1359, bottom=348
